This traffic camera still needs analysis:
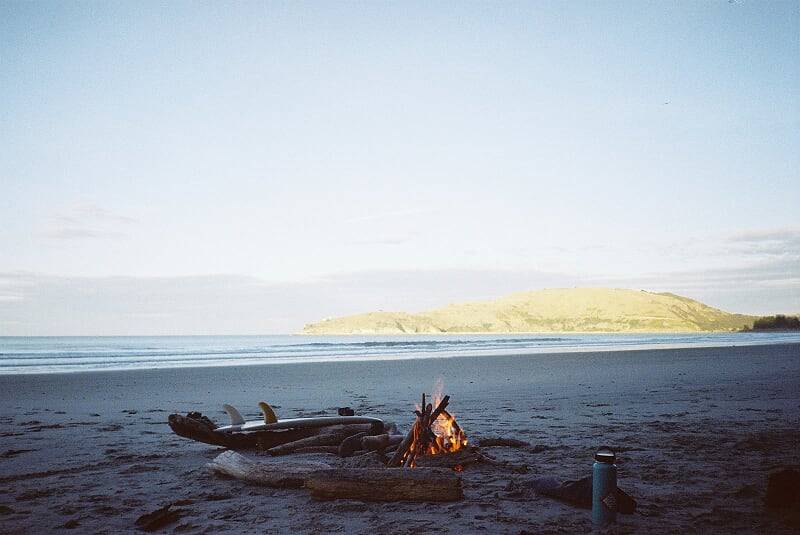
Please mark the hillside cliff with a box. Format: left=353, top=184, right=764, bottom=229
left=303, top=288, right=755, bottom=334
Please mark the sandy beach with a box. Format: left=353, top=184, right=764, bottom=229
left=1, top=342, right=799, bottom=534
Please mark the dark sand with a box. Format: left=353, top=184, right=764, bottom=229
left=1, top=343, right=799, bottom=534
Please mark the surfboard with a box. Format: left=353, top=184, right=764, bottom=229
left=215, top=403, right=383, bottom=434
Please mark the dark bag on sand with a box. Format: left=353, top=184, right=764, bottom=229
left=531, top=475, right=637, bottom=514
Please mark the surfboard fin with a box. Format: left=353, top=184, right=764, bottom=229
left=223, top=403, right=245, bottom=426
left=258, top=401, right=278, bottom=424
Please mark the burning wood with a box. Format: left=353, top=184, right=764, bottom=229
left=387, top=392, right=469, bottom=468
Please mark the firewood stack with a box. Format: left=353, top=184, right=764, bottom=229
left=387, top=393, right=466, bottom=467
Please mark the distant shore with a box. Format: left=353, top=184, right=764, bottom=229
left=298, top=329, right=745, bottom=335
left=302, top=288, right=755, bottom=334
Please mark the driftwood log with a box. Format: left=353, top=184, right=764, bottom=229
left=268, top=433, right=356, bottom=456
left=306, top=468, right=462, bottom=502
left=292, top=446, right=341, bottom=455
left=208, top=451, right=463, bottom=502
left=167, top=412, right=318, bottom=449
left=361, top=434, right=403, bottom=452
left=268, top=424, right=385, bottom=456
left=337, top=432, right=368, bottom=457
left=208, top=450, right=332, bottom=488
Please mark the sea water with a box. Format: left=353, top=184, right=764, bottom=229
left=0, top=332, right=798, bottom=375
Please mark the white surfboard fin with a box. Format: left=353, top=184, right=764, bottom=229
left=223, top=404, right=245, bottom=426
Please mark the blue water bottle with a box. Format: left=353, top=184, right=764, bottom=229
left=592, top=446, right=617, bottom=526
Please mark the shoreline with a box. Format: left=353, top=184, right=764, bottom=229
left=1, top=338, right=798, bottom=377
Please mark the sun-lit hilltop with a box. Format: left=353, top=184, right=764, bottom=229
left=303, top=288, right=756, bottom=334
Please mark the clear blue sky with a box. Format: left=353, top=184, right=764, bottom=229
left=1, top=1, right=798, bottom=334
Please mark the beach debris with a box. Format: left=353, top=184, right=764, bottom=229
left=134, top=503, right=183, bottom=532
left=765, top=468, right=800, bottom=509
left=531, top=476, right=637, bottom=514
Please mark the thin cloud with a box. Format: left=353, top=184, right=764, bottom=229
left=43, top=228, right=125, bottom=240
left=727, top=227, right=800, bottom=244
left=722, top=228, right=800, bottom=258
left=43, top=203, right=137, bottom=241
left=0, top=272, right=34, bottom=302
left=55, top=203, right=138, bottom=225
left=346, top=236, right=413, bottom=246
left=590, top=256, right=799, bottom=288
left=345, top=208, right=436, bottom=224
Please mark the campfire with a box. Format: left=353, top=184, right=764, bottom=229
left=169, top=385, right=530, bottom=504
left=388, top=392, right=469, bottom=467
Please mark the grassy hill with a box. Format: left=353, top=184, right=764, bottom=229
left=302, top=288, right=756, bottom=334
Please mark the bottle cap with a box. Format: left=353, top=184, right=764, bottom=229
left=594, top=446, right=616, bottom=464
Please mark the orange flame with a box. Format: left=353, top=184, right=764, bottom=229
left=402, top=382, right=468, bottom=467
left=429, top=404, right=468, bottom=455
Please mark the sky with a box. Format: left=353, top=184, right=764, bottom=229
left=1, top=1, right=798, bottom=335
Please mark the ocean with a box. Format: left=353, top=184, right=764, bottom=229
left=1, top=332, right=798, bottom=375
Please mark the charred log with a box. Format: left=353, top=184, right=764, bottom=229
left=415, top=446, right=528, bottom=473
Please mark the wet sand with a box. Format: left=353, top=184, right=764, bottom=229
left=1, top=343, right=799, bottom=534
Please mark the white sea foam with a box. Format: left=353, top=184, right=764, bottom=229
left=1, top=332, right=799, bottom=375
